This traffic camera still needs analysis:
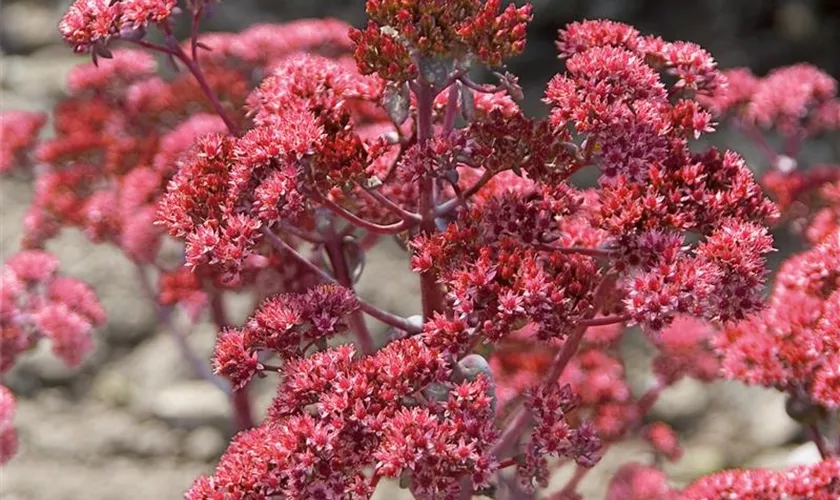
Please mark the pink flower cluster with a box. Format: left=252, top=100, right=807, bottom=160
left=682, top=458, right=840, bottom=499
left=716, top=229, right=840, bottom=408
left=194, top=336, right=504, bottom=499
left=0, top=386, right=17, bottom=465
left=0, top=111, right=46, bottom=173
left=1, top=250, right=105, bottom=371
left=59, top=0, right=177, bottom=56
left=213, top=285, right=359, bottom=389
left=0, top=251, right=104, bottom=465
left=707, top=63, right=840, bottom=136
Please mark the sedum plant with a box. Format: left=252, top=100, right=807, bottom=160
left=0, top=0, right=839, bottom=498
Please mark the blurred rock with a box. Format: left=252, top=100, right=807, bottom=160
left=151, top=381, right=230, bottom=430
left=120, top=334, right=193, bottom=408
left=663, top=444, right=725, bottom=483
left=725, top=386, right=800, bottom=449
left=0, top=47, right=79, bottom=100
left=184, top=426, right=227, bottom=462
left=91, top=370, right=134, bottom=408
left=0, top=2, right=63, bottom=53
left=118, top=419, right=182, bottom=457
left=651, top=378, right=712, bottom=422
left=785, top=441, right=822, bottom=467
left=2, top=455, right=210, bottom=500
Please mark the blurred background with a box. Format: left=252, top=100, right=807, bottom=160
left=1, top=1, right=839, bottom=498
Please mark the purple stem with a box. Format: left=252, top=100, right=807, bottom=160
left=260, top=227, right=422, bottom=334
left=209, top=292, right=254, bottom=431
left=322, top=223, right=376, bottom=354
left=319, top=195, right=416, bottom=235
left=415, top=82, right=446, bottom=319
left=134, top=264, right=230, bottom=395
left=491, top=276, right=614, bottom=460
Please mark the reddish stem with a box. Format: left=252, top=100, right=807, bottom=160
left=809, top=424, right=830, bottom=459
left=577, top=313, right=631, bottom=327
left=134, top=264, right=229, bottom=394
left=434, top=170, right=494, bottom=216
left=166, top=38, right=240, bottom=136
left=533, top=243, right=615, bottom=258
left=558, top=464, right=591, bottom=497
left=498, top=457, right=519, bottom=469
left=131, top=36, right=239, bottom=136
left=361, top=187, right=422, bottom=223
left=491, top=276, right=614, bottom=460
left=442, top=84, right=460, bottom=132
left=459, top=75, right=504, bottom=94
left=276, top=222, right=325, bottom=244
left=260, top=227, right=422, bottom=334
left=322, top=223, right=376, bottom=354
left=415, top=82, right=446, bottom=319
left=319, top=195, right=415, bottom=235
left=209, top=292, right=255, bottom=431
left=737, top=120, right=779, bottom=166
left=491, top=323, right=589, bottom=459
left=131, top=39, right=177, bottom=55
left=190, top=6, right=203, bottom=61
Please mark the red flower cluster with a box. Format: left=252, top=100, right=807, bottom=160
left=351, top=0, right=532, bottom=82
left=716, top=229, right=840, bottom=408
left=195, top=335, right=502, bottom=499
left=519, top=383, right=601, bottom=491
left=157, top=52, right=387, bottom=283
left=4, top=0, right=838, bottom=498
left=0, top=110, right=46, bottom=173
left=413, top=186, right=600, bottom=343
left=1, top=250, right=105, bottom=372
left=213, top=285, right=358, bottom=389
left=682, top=458, right=840, bottom=499
left=0, top=386, right=17, bottom=465
left=59, top=0, right=177, bottom=56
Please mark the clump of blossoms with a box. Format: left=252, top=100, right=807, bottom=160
left=0, top=250, right=105, bottom=464
left=1, top=0, right=839, bottom=498
left=705, top=60, right=840, bottom=466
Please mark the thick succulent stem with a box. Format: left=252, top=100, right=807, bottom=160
left=415, top=82, right=446, bottom=319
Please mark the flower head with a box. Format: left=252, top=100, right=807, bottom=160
left=351, top=0, right=532, bottom=82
